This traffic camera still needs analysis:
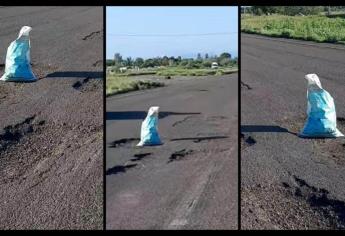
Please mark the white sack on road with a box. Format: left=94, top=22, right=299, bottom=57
left=137, top=106, right=162, bottom=146
left=1, top=26, right=37, bottom=82
left=300, top=74, right=344, bottom=138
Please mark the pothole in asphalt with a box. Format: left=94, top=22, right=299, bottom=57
left=109, top=138, right=140, bottom=148
left=172, top=116, right=195, bottom=127
left=207, top=115, right=227, bottom=120
left=92, top=60, right=103, bottom=67
left=241, top=133, right=256, bottom=149
left=106, top=163, right=138, bottom=175
left=241, top=81, right=252, bottom=90
left=171, top=115, right=226, bottom=134
left=73, top=77, right=92, bottom=89
left=170, top=135, right=228, bottom=143
left=130, top=152, right=152, bottom=161
left=0, top=116, right=46, bottom=152
left=167, top=149, right=194, bottom=163
left=72, top=77, right=101, bottom=92
left=82, top=30, right=102, bottom=41
left=287, top=175, right=345, bottom=229
left=242, top=181, right=345, bottom=229
left=206, top=116, right=228, bottom=124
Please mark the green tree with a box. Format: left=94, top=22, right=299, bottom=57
left=114, top=53, right=122, bottom=66
left=143, top=58, right=154, bottom=68
left=124, top=57, right=133, bottom=67
left=219, top=52, right=231, bottom=59
left=162, top=56, right=169, bottom=66
left=197, top=53, right=202, bottom=61
left=134, top=57, right=144, bottom=68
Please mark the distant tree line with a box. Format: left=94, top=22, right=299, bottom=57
left=106, top=52, right=237, bottom=69
left=241, top=6, right=345, bottom=16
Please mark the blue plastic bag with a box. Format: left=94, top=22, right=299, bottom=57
left=300, top=74, right=343, bottom=138
left=137, top=106, right=162, bottom=146
left=0, top=26, right=37, bottom=82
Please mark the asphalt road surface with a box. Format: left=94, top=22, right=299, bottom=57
left=0, top=7, right=103, bottom=229
left=106, top=74, right=238, bottom=229
left=241, top=33, right=345, bottom=229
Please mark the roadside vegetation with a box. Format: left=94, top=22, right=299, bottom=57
left=241, top=6, right=345, bottom=44
left=106, top=52, right=237, bottom=74
left=106, top=75, right=164, bottom=96
left=106, top=52, right=238, bottom=96
left=155, top=67, right=237, bottom=76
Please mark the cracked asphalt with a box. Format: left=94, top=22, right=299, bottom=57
left=241, top=33, right=345, bottom=230
left=106, top=74, right=238, bottom=229
left=0, top=7, right=103, bottom=230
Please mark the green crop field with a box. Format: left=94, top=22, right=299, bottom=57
left=241, top=15, right=345, bottom=43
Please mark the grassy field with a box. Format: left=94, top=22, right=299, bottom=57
left=106, top=66, right=238, bottom=96
left=108, top=66, right=238, bottom=77
left=241, top=15, right=345, bottom=43
left=155, top=67, right=238, bottom=76
left=106, top=75, right=164, bottom=96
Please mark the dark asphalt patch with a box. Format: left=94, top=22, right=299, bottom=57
left=106, top=164, right=138, bottom=175
left=241, top=81, right=252, bottom=90
left=131, top=153, right=151, bottom=161
left=0, top=116, right=45, bottom=151
left=167, top=149, right=194, bottom=163
left=109, top=138, right=140, bottom=148
left=82, top=30, right=102, bottom=40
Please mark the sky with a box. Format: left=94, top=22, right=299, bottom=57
left=106, top=7, right=238, bottom=59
